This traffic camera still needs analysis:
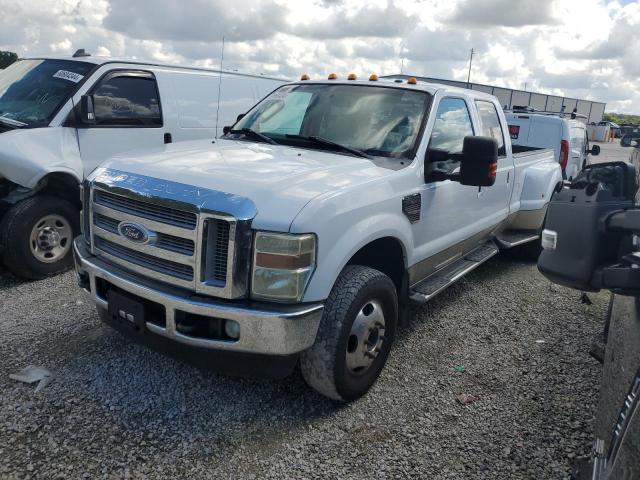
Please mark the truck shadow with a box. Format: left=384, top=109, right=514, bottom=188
left=15, top=253, right=536, bottom=463
left=0, top=265, right=27, bottom=289
left=398, top=254, right=529, bottom=341
left=60, top=256, right=523, bottom=400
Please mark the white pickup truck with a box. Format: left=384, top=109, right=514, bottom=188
left=74, top=75, right=562, bottom=401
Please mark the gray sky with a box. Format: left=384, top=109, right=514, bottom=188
left=1, top=0, right=639, bottom=113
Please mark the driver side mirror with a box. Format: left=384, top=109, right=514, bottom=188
left=589, top=144, right=600, bottom=156
left=236, top=113, right=245, bottom=122
left=458, top=136, right=498, bottom=187
left=79, top=94, right=96, bottom=125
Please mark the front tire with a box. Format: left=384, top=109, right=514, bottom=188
left=0, top=195, right=79, bottom=279
left=300, top=265, right=398, bottom=402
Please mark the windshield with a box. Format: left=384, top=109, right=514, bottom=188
left=0, top=59, right=94, bottom=127
left=233, top=84, right=431, bottom=159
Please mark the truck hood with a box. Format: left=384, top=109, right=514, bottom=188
left=101, top=139, right=392, bottom=231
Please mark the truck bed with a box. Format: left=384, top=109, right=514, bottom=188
left=512, top=144, right=551, bottom=157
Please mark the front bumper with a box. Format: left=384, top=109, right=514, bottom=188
left=73, top=239, right=323, bottom=356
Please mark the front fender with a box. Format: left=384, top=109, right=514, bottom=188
left=0, top=127, right=82, bottom=188
left=292, top=195, right=413, bottom=302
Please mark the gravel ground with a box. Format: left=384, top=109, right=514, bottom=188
left=0, top=256, right=607, bottom=479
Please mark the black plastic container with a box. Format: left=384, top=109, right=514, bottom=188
left=538, top=162, right=637, bottom=291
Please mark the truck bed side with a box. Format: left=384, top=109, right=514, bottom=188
left=507, top=147, right=561, bottom=230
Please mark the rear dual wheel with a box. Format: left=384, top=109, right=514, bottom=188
left=300, top=265, right=398, bottom=402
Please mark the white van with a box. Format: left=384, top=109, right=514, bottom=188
left=0, top=53, right=286, bottom=279
left=505, top=111, right=600, bottom=180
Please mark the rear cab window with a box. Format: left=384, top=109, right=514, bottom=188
left=475, top=100, right=506, bottom=157
left=91, top=71, right=162, bottom=127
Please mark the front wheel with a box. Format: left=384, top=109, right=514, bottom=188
left=0, top=195, right=79, bottom=279
left=300, top=265, right=398, bottom=402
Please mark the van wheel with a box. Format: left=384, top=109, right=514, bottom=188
left=0, top=195, right=79, bottom=279
left=300, top=265, right=398, bottom=402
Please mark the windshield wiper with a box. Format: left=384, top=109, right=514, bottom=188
left=0, top=115, right=27, bottom=128
left=286, top=135, right=373, bottom=160
left=228, top=128, right=278, bottom=145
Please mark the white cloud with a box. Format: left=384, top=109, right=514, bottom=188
left=0, top=0, right=638, bottom=113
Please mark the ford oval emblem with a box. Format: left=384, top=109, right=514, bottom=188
left=118, top=222, right=152, bottom=244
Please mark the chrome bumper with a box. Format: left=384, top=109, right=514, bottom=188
left=73, top=239, right=323, bottom=356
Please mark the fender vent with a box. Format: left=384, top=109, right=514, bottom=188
left=402, top=194, right=421, bottom=223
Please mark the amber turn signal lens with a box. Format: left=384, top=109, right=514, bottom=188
left=300, top=73, right=310, bottom=80
left=407, top=77, right=417, bottom=85
left=369, top=73, right=378, bottom=81
left=328, top=73, right=338, bottom=80
left=347, top=73, right=357, bottom=80
left=255, top=251, right=314, bottom=269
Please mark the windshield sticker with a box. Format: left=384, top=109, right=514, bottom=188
left=53, top=70, right=85, bottom=83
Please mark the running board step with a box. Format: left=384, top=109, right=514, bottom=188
left=495, top=230, right=539, bottom=248
left=410, top=241, right=499, bottom=304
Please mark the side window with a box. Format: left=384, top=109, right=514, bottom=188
left=92, top=74, right=162, bottom=126
left=475, top=100, right=506, bottom=156
left=428, top=98, right=474, bottom=154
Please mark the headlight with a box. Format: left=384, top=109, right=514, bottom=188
left=251, top=232, right=316, bottom=302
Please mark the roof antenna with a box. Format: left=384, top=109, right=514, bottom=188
left=72, top=49, right=90, bottom=58
left=215, top=36, right=225, bottom=137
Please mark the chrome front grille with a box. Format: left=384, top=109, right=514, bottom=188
left=95, top=237, right=194, bottom=281
left=89, top=181, right=239, bottom=297
left=94, top=213, right=195, bottom=256
left=94, top=190, right=198, bottom=230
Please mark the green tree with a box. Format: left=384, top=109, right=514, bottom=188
left=603, top=112, right=640, bottom=126
left=0, top=51, right=18, bottom=69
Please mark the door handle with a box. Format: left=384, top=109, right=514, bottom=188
left=164, top=132, right=173, bottom=144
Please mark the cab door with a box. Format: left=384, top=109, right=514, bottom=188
left=411, top=96, right=487, bottom=281
left=76, top=70, right=167, bottom=176
left=474, top=100, right=513, bottom=225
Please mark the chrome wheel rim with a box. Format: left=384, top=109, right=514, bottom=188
left=29, top=214, right=72, bottom=263
left=345, top=299, right=386, bottom=375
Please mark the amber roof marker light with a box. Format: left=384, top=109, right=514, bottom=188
left=300, top=73, right=310, bottom=81
left=369, top=73, right=378, bottom=81
left=407, top=77, right=417, bottom=85
left=328, top=73, right=338, bottom=80
left=347, top=73, right=357, bottom=80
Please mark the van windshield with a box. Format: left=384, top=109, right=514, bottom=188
left=0, top=59, right=94, bottom=128
left=232, top=84, right=431, bottom=160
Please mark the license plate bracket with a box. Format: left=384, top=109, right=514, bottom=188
left=107, top=290, right=146, bottom=332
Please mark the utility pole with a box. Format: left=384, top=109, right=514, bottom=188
left=466, top=48, right=474, bottom=87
